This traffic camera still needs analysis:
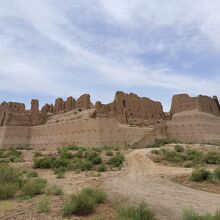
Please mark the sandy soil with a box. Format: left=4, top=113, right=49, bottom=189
left=1, top=146, right=220, bottom=220
left=171, top=175, right=220, bottom=195
left=100, top=148, right=220, bottom=220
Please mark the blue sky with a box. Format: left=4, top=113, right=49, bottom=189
left=0, top=0, right=220, bottom=111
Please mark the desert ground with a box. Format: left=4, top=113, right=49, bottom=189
left=0, top=143, right=220, bottom=220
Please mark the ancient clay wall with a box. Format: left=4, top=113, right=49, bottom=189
left=0, top=107, right=153, bottom=149
left=29, top=118, right=99, bottom=149
left=0, top=127, right=6, bottom=147
left=0, top=126, right=30, bottom=149
left=97, top=118, right=151, bottom=147
left=170, top=94, right=220, bottom=116
left=167, top=110, right=220, bottom=143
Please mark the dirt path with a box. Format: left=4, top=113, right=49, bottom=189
left=101, top=149, right=220, bottom=220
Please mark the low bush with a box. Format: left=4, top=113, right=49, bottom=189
left=105, top=150, right=113, bottom=156
left=182, top=208, right=220, bottom=220
left=63, top=146, right=79, bottom=151
left=0, top=164, right=21, bottom=184
left=0, top=148, right=23, bottom=163
left=182, top=209, right=199, bottom=220
left=0, top=183, right=19, bottom=200
left=63, top=188, right=106, bottom=216
left=185, top=149, right=203, bottom=164
left=81, top=188, right=106, bottom=204
left=37, top=197, right=51, bottom=213
left=34, top=147, right=125, bottom=173
left=92, top=156, right=102, bottom=165
left=33, top=157, right=55, bottom=169
left=21, top=178, right=47, bottom=198
left=190, top=168, right=212, bottom=182
left=174, top=145, right=184, bottom=152
left=163, top=150, right=184, bottom=163
left=85, top=151, right=98, bottom=161
left=63, top=192, right=95, bottom=216
left=108, top=152, right=125, bottom=167
left=46, top=185, right=64, bottom=196
left=213, top=167, right=220, bottom=181
left=27, top=170, right=38, bottom=178
left=202, top=152, right=220, bottom=164
left=98, top=164, right=107, bottom=172
left=0, top=164, right=21, bottom=200
left=117, top=203, right=155, bottom=220
left=55, top=168, right=65, bottom=178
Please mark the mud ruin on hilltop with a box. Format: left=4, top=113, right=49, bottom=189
left=0, top=91, right=220, bottom=149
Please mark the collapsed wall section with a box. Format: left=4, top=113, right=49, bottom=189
left=170, top=94, right=220, bottom=117
left=95, top=91, right=165, bottom=125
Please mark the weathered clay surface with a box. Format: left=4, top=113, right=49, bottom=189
left=95, top=91, right=165, bottom=125
left=170, top=94, right=220, bottom=116
left=76, top=94, right=93, bottom=110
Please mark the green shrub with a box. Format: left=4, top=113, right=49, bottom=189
left=98, top=164, right=107, bottom=172
left=85, top=151, right=98, bottom=161
left=182, top=209, right=220, bottom=220
left=0, top=164, right=21, bottom=185
left=0, top=158, right=10, bottom=164
left=0, top=150, right=8, bottom=158
left=0, top=183, right=19, bottom=200
left=74, top=150, right=84, bottom=158
left=203, top=152, right=220, bottom=164
left=0, top=164, right=21, bottom=200
left=213, top=167, right=220, bottom=181
left=186, top=150, right=203, bottom=163
left=46, top=185, right=64, bottom=196
left=63, top=192, right=95, bottom=216
left=33, top=157, right=55, bottom=169
left=55, top=168, right=65, bottom=178
left=62, top=188, right=106, bottom=216
left=52, top=158, right=69, bottom=168
left=59, top=151, right=74, bottom=159
left=21, top=178, right=47, bottom=197
left=33, top=156, right=70, bottom=169
left=105, top=150, right=113, bottom=156
left=27, top=170, right=38, bottom=178
left=190, top=168, right=211, bottom=182
left=37, top=197, right=51, bottom=213
left=174, top=145, right=184, bottom=152
left=81, top=160, right=93, bottom=171
left=182, top=209, right=199, bottom=220
left=108, top=152, right=124, bottom=167
left=117, top=203, right=155, bottom=220
left=81, top=188, right=106, bottom=203
left=163, top=150, right=184, bottom=163
left=92, top=156, right=102, bottom=165
left=63, top=146, right=79, bottom=151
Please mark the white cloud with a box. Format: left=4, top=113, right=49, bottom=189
left=0, top=0, right=220, bottom=110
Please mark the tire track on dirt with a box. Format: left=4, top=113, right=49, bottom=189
left=101, top=149, right=220, bottom=220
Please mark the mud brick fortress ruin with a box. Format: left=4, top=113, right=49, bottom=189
left=0, top=91, right=220, bottom=149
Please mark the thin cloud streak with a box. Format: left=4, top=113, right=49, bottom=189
left=0, top=0, right=219, bottom=110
